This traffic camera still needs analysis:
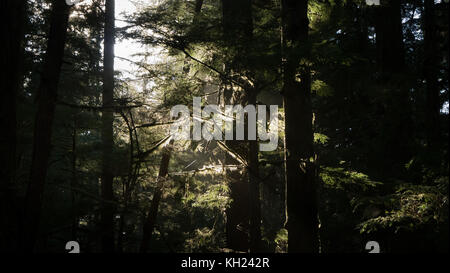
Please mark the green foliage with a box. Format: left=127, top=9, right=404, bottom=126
left=314, top=133, right=330, bottom=145
left=312, top=80, right=333, bottom=97
left=355, top=177, right=449, bottom=234
left=320, top=167, right=381, bottom=192
left=274, top=228, right=288, bottom=253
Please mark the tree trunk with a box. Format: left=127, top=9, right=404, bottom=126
left=281, top=0, right=319, bottom=253
left=0, top=0, right=27, bottom=252
left=374, top=0, right=413, bottom=178
left=22, top=0, right=71, bottom=252
left=223, top=86, right=250, bottom=252
left=221, top=0, right=257, bottom=252
left=71, top=121, right=78, bottom=240
left=376, top=0, right=404, bottom=74
left=424, top=0, right=441, bottom=151
left=101, top=0, right=116, bottom=253
left=0, top=0, right=26, bottom=192
left=140, top=140, right=174, bottom=253
left=248, top=91, right=262, bottom=253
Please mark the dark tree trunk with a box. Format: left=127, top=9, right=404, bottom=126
left=194, top=0, right=204, bottom=23
left=101, top=0, right=116, bottom=253
left=223, top=85, right=250, bottom=252
left=140, top=140, right=174, bottom=253
left=22, top=0, right=71, bottom=252
left=374, top=0, right=413, bottom=178
left=71, top=121, right=78, bottom=240
left=221, top=0, right=259, bottom=252
left=424, top=0, right=441, bottom=151
left=0, top=0, right=26, bottom=191
left=348, top=0, right=369, bottom=53
left=247, top=91, right=262, bottom=253
left=0, top=0, right=27, bottom=252
left=376, top=0, right=404, bottom=74
left=281, top=0, right=319, bottom=253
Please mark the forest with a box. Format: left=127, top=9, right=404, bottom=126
left=0, top=0, right=448, bottom=253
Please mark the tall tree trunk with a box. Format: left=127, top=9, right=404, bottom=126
left=248, top=91, right=262, bottom=253
left=0, top=0, right=26, bottom=192
left=221, top=0, right=257, bottom=252
left=140, top=140, right=174, bottom=253
left=376, top=0, right=404, bottom=73
left=22, top=0, right=71, bottom=252
left=374, top=0, right=413, bottom=178
left=223, top=86, right=251, bottom=252
left=0, top=0, right=27, bottom=252
left=101, top=0, right=116, bottom=253
left=424, top=0, right=441, bottom=151
left=281, top=0, right=319, bottom=253
left=71, top=119, right=78, bottom=241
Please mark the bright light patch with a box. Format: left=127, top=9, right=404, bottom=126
left=115, top=0, right=139, bottom=73
left=366, top=0, right=380, bottom=5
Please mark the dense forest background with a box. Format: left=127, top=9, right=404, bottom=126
left=0, top=0, right=448, bottom=253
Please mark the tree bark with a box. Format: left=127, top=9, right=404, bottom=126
left=101, top=0, right=116, bottom=253
left=0, top=0, right=27, bottom=252
left=22, top=0, right=71, bottom=252
left=424, top=0, right=441, bottom=151
left=71, top=121, right=78, bottom=241
left=281, top=0, right=319, bottom=253
left=376, top=0, right=404, bottom=74
left=223, top=86, right=250, bottom=252
left=0, top=0, right=26, bottom=192
left=221, top=0, right=259, bottom=252
left=140, top=140, right=174, bottom=253
left=374, top=0, right=413, bottom=178
left=248, top=91, right=262, bottom=253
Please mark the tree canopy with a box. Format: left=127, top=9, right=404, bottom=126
left=0, top=0, right=448, bottom=253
